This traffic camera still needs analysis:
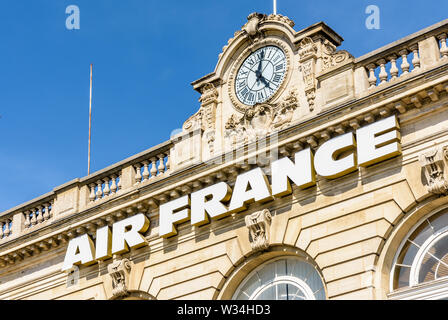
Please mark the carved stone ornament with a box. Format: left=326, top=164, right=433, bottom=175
left=298, top=37, right=318, bottom=111
left=321, top=40, right=353, bottom=71
left=245, top=209, right=272, bottom=251
left=419, top=146, right=448, bottom=195
left=182, top=83, right=219, bottom=154
left=108, top=255, right=132, bottom=299
left=224, top=89, right=299, bottom=148
left=243, top=13, right=266, bottom=38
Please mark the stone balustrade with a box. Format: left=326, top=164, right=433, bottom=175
left=88, top=173, right=122, bottom=202
left=133, top=152, right=170, bottom=185
left=354, top=22, right=448, bottom=91
left=23, top=202, right=53, bottom=229
left=364, top=44, right=420, bottom=88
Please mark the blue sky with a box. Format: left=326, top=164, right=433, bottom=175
left=0, top=0, right=447, bottom=212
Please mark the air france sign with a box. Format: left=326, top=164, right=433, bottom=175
left=62, top=115, right=401, bottom=271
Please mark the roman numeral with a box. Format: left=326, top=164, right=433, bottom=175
left=257, top=91, right=265, bottom=101
left=273, top=74, right=282, bottom=83
left=248, top=92, right=255, bottom=102
left=275, top=64, right=284, bottom=71
left=273, top=55, right=281, bottom=62
left=239, top=87, right=249, bottom=97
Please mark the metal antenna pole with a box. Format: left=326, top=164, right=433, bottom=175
left=88, top=64, right=93, bottom=176
left=273, top=0, right=277, bottom=14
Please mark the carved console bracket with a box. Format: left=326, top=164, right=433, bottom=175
left=245, top=209, right=272, bottom=251
left=108, top=255, right=132, bottom=299
left=419, top=145, right=448, bottom=195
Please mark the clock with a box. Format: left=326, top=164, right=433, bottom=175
left=234, top=45, right=287, bottom=106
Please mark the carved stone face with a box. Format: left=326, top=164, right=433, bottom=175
left=235, top=46, right=287, bottom=106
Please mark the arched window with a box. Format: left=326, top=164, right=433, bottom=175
left=390, top=207, right=448, bottom=299
left=232, top=257, right=326, bottom=300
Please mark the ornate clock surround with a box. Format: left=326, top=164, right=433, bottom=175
left=228, top=38, right=293, bottom=114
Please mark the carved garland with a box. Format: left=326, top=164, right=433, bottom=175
left=224, top=89, right=299, bottom=147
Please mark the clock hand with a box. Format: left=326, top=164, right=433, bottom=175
left=259, top=76, right=271, bottom=89
left=255, top=51, right=265, bottom=82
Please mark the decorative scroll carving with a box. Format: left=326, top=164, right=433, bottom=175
left=224, top=90, right=299, bottom=148
left=419, top=146, right=448, bottom=195
left=298, top=37, right=318, bottom=111
left=243, top=13, right=266, bottom=38
left=108, top=255, right=132, bottom=299
left=321, top=41, right=353, bottom=71
left=245, top=209, right=272, bottom=251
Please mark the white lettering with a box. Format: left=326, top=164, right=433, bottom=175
left=314, top=132, right=357, bottom=179
left=191, top=182, right=232, bottom=226
left=159, top=195, right=190, bottom=238
left=111, top=214, right=150, bottom=254
left=62, top=234, right=95, bottom=272
left=271, top=148, right=315, bottom=197
left=228, top=167, right=272, bottom=213
left=357, top=115, right=401, bottom=167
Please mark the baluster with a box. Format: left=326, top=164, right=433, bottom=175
left=96, top=180, right=103, bottom=199
left=103, top=177, right=111, bottom=196
left=165, top=153, right=170, bottom=173
left=410, top=44, right=420, bottom=70
left=142, top=161, right=150, bottom=181
left=150, top=158, right=158, bottom=177
left=110, top=174, right=117, bottom=194
left=438, top=34, right=448, bottom=59
left=31, top=209, right=37, bottom=226
left=158, top=154, right=166, bottom=174
left=37, top=205, right=44, bottom=224
left=24, top=211, right=31, bottom=228
left=134, top=164, right=142, bottom=184
left=43, top=203, right=50, bottom=221
left=366, top=63, right=377, bottom=88
left=399, top=49, right=410, bottom=75
left=117, top=173, right=122, bottom=190
left=89, top=183, right=96, bottom=202
left=377, top=59, right=388, bottom=84
left=4, top=220, right=11, bottom=237
left=49, top=201, right=53, bottom=218
left=0, top=221, right=4, bottom=238
left=388, top=55, right=398, bottom=80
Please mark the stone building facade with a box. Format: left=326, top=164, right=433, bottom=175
left=1, top=13, right=448, bottom=300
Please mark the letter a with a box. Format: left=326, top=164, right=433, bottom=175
left=365, top=5, right=380, bottom=30
left=66, top=5, right=80, bottom=30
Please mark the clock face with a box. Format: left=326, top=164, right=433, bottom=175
left=235, top=46, right=287, bottom=106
